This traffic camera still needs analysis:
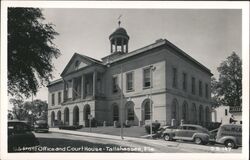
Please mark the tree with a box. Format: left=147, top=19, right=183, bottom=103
left=10, top=98, right=48, bottom=122
left=8, top=8, right=60, bottom=98
left=212, top=52, right=242, bottom=107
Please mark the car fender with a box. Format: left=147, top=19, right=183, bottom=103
left=192, top=133, right=209, bottom=141
left=216, top=136, right=237, bottom=144
left=163, top=131, right=175, bottom=138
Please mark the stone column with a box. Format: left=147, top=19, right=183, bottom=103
left=69, top=110, right=73, bottom=126
left=126, top=42, right=128, bottom=53
left=79, top=107, right=84, bottom=125
left=72, top=78, right=74, bottom=100
left=81, top=75, right=86, bottom=99
left=93, top=71, right=97, bottom=98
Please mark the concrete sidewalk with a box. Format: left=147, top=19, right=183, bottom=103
left=48, top=128, right=241, bottom=153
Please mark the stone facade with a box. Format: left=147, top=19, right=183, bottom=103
left=47, top=26, right=213, bottom=127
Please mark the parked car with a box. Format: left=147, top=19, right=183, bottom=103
left=34, top=120, right=49, bottom=133
left=154, top=126, right=177, bottom=139
left=162, top=124, right=210, bottom=145
left=8, top=120, right=39, bottom=152
left=210, top=124, right=242, bottom=149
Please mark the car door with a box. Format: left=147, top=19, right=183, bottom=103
left=174, top=126, right=187, bottom=139
left=186, top=126, right=197, bottom=140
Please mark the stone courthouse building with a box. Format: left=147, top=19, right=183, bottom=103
left=47, top=22, right=213, bottom=127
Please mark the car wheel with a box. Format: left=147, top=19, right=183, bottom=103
left=225, top=140, right=236, bottom=149
left=164, top=134, right=171, bottom=141
left=194, top=137, right=202, bottom=145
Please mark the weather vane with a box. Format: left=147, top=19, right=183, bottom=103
left=118, top=14, right=122, bottom=27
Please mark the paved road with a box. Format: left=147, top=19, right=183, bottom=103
left=32, top=132, right=241, bottom=153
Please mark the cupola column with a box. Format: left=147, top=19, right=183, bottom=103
left=115, top=38, right=117, bottom=53
left=121, top=39, right=124, bottom=53
left=110, top=42, right=113, bottom=53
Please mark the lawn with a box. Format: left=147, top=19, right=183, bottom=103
left=76, top=126, right=147, bottom=138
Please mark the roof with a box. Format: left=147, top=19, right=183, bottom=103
left=47, top=78, right=63, bottom=87
left=103, top=39, right=213, bottom=76
left=109, top=27, right=129, bottom=39
left=60, top=53, right=103, bottom=76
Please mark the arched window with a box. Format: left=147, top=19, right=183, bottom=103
left=126, top=101, right=135, bottom=121
left=64, top=107, right=69, bottom=125
left=191, top=103, right=197, bottom=123
left=73, top=106, right=79, bottom=125
left=205, top=106, right=210, bottom=122
left=199, top=105, right=204, bottom=123
left=57, top=110, right=61, bottom=121
left=144, top=101, right=151, bottom=120
left=84, top=105, right=91, bottom=121
left=182, top=101, right=188, bottom=121
left=113, top=104, right=119, bottom=121
left=51, top=111, right=55, bottom=126
left=171, top=99, right=179, bottom=120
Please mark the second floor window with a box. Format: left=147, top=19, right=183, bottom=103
left=58, top=92, right=61, bottom=104
left=126, top=72, right=134, bottom=91
left=191, top=77, right=196, bottom=95
left=112, top=76, right=118, bottom=93
left=182, top=72, right=187, bottom=91
left=205, top=83, right=209, bottom=98
left=199, top=80, right=203, bottom=97
left=52, top=93, right=55, bottom=106
left=143, top=68, right=151, bottom=88
left=172, top=67, right=178, bottom=88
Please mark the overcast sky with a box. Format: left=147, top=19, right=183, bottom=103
left=31, top=8, right=241, bottom=101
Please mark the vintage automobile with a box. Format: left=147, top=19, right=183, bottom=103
left=162, top=124, right=210, bottom=145
left=210, top=124, right=242, bottom=149
left=8, top=120, right=39, bottom=152
left=34, top=120, right=49, bottom=133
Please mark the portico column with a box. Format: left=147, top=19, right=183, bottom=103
left=81, top=75, right=86, bottom=99
left=93, top=71, right=97, bottom=98
left=72, top=78, right=74, bottom=100
left=69, top=110, right=73, bottom=126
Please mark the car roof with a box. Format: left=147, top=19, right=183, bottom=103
left=8, top=120, right=28, bottom=123
left=35, top=120, right=47, bottom=124
left=181, top=124, right=204, bottom=128
left=221, top=124, right=242, bottom=127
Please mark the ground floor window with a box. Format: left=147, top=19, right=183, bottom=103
left=144, top=101, right=151, bottom=120
left=113, top=104, right=119, bottom=121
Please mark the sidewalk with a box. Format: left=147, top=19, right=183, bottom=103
left=49, top=128, right=242, bottom=153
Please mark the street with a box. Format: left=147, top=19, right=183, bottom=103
left=32, top=131, right=241, bottom=153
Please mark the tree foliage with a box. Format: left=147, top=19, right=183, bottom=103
left=8, top=8, right=60, bottom=98
left=212, top=52, right=242, bottom=107
left=10, top=98, right=48, bottom=121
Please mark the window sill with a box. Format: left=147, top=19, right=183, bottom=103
left=126, top=89, right=134, bottom=93
left=143, top=86, right=152, bottom=90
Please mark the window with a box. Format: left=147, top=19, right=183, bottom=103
left=172, top=68, right=178, bottom=88
left=58, top=92, right=61, bottom=104
left=127, top=108, right=134, bottom=120
left=113, top=105, right=119, bottom=121
left=143, top=68, right=151, bottom=88
left=225, top=109, right=228, bottom=116
left=74, top=60, right=80, bottom=70
left=126, top=72, right=134, bottom=91
left=182, top=72, right=187, bottom=91
left=52, top=93, right=55, bottom=106
left=191, top=77, right=196, bottom=95
left=205, top=83, right=209, bottom=98
left=144, top=101, right=151, bottom=120
left=199, top=80, right=203, bottom=97
left=112, top=76, right=118, bottom=93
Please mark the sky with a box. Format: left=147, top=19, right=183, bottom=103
left=27, top=8, right=242, bottom=102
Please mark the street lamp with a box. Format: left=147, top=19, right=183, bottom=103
left=150, top=66, right=156, bottom=138
left=107, top=59, right=124, bottom=140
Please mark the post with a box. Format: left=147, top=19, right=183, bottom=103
left=120, top=64, right=124, bottom=140
left=150, top=69, right=153, bottom=138
left=89, top=117, right=92, bottom=132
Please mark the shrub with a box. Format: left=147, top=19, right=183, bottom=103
left=145, top=122, right=161, bottom=134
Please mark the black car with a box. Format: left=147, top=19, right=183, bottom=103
left=34, top=120, right=49, bottom=133
left=8, top=120, right=39, bottom=152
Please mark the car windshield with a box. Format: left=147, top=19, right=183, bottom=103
left=35, top=120, right=47, bottom=124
